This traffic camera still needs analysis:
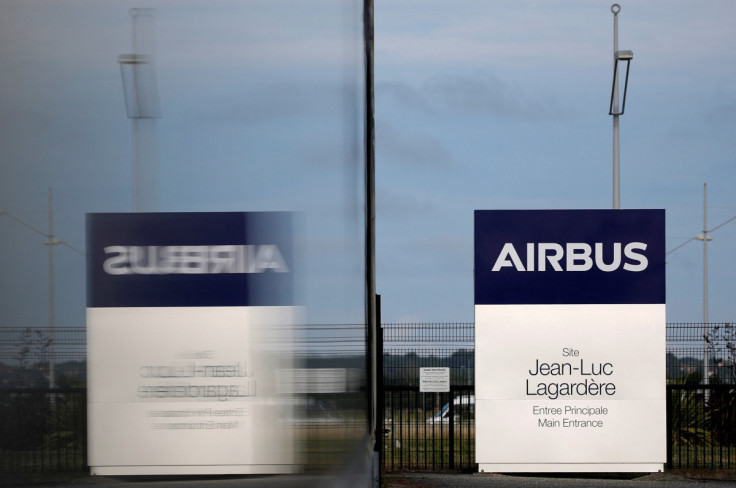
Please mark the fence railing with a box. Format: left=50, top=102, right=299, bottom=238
left=667, top=384, right=736, bottom=470
left=4, top=322, right=730, bottom=386
left=2, top=323, right=735, bottom=473
left=381, top=322, right=736, bottom=386
left=383, top=322, right=473, bottom=389
left=0, top=327, right=86, bottom=389
left=382, top=386, right=475, bottom=471
left=0, top=388, right=87, bottom=473
left=666, top=322, right=736, bottom=384
left=381, top=321, right=736, bottom=472
left=382, top=323, right=473, bottom=470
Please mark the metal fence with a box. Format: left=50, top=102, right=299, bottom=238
left=381, top=321, right=736, bottom=472
left=381, top=321, right=736, bottom=389
left=0, top=326, right=369, bottom=474
left=381, top=323, right=475, bottom=470
left=383, top=322, right=473, bottom=388
left=0, top=327, right=86, bottom=389
left=2, top=323, right=735, bottom=473
left=0, top=327, right=87, bottom=473
left=666, top=323, right=736, bottom=469
left=667, top=322, right=736, bottom=384
left=382, top=386, right=474, bottom=471
left=667, top=384, right=736, bottom=469
left=0, top=388, right=87, bottom=473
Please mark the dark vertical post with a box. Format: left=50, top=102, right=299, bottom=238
left=83, top=389, right=89, bottom=472
left=376, top=295, right=383, bottom=468
left=432, top=393, right=437, bottom=470
left=666, top=385, right=673, bottom=469
left=389, top=389, right=395, bottom=470
left=363, top=0, right=376, bottom=447
left=412, top=391, right=415, bottom=467
left=422, top=392, right=427, bottom=468
left=363, top=0, right=378, bottom=484
left=399, top=390, right=404, bottom=470
left=449, top=387, right=455, bottom=469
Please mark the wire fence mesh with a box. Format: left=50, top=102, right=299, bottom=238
left=380, top=321, right=736, bottom=471
left=2, top=322, right=735, bottom=472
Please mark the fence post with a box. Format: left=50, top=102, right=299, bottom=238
left=666, top=385, right=673, bottom=469
left=376, top=295, right=383, bottom=471
left=449, top=387, right=455, bottom=469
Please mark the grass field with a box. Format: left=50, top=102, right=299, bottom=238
left=382, top=419, right=475, bottom=470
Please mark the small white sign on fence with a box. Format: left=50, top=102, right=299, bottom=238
left=420, top=367, right=450, bottom=392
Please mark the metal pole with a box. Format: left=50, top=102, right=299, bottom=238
left=1, top=192, right=83, bottom=391
left=703, top=182, right=709, bottom=386
left=364, top=0, right=378, bottom=484
left=126, top=8, right=158, bottom=212
left=132, top=118, right=140, bottom=212
left=47, top=188, right=55, bottom=391
left=612, top=4, right=621, bottom=209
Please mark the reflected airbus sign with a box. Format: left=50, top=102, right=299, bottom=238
left=87, top=212, right=293, bottom=307
left=86, top=211, right=298, bottom=476
left=102, top=244, right=289, bottom=275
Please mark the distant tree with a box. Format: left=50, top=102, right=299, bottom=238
left=14, top=328, right=52, bottom=388
left=706, top=322, right=736, bottom=384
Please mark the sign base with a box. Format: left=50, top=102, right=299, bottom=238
left=479, top=463, right=664, bottom=473
left=91, top=464, right=300, bottom=476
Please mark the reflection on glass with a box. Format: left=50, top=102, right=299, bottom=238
left=1, top=0, right=369, bottom=482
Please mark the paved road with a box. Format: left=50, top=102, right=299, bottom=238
left=4, top=472, right=736, bottom=488
left=384, top=472, right=736, bottom=488
left=2, top=474, right=336, bottom=488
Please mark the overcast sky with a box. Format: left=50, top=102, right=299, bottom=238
left=1, top=0, right=735, bottom=329
left=375, top=0, right=736, bottom=323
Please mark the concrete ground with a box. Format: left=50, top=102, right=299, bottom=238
left=3, top=471, right=736, bottom=488
left=1, top=473, right=334, bottom=488
left=383, top=472, right=736, bottom=488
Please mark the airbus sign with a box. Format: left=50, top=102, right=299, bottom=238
left=491, top=241, right=648, bottom=272
left=474, top=209, right=664, bottom=305
left=474, top=209, right=666, bottom=473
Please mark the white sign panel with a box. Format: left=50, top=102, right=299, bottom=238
left=420, top=367, right=450, bottom=392
left=474, top=210, right=665, bottom=473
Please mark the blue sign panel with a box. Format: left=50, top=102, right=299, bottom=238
left=87, top=212, right=293, bottom=307
left=474, top=210, right=665, bottom=305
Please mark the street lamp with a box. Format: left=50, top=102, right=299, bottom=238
left=118, top=8, right=160, bottom=212
left=609, top=50, right=633, bottom=116
left=609, top=4, right=633, bottom=210
left=118, top=54, right=159, bottom=119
